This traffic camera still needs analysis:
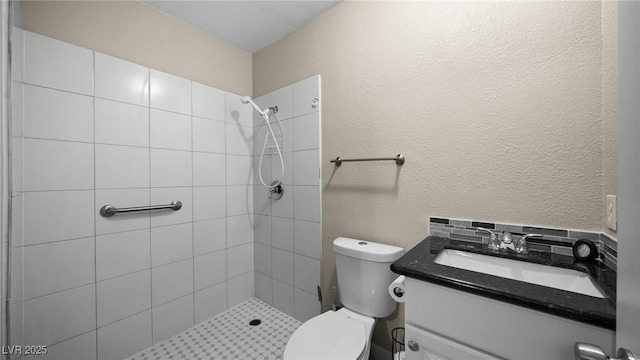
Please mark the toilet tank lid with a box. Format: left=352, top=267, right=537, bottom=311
left=333, top=237, right=405, bottom=262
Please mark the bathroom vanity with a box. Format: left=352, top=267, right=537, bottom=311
left=391, top=237, right=616, bottom=360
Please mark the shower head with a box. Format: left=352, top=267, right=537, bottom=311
left=241, top=95, right=269, bottom=120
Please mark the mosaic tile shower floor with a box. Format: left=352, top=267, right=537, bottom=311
left=127, top=298, right=302, bottom=360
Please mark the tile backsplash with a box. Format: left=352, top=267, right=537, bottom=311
left=430, top=217, right=617, bottom=271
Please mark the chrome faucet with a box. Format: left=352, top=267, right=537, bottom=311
left=477, top=228, right=543, bottom=254
left=477, top=227, right=500, bottom=250
left=514, top=233, right=544, bottom=254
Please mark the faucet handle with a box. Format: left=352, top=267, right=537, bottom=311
left=477, top=227, right=500, bottom=250
left=515, top=234, right=543, bottom=254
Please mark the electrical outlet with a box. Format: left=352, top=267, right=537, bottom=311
left=606, top=194, right=617, bottom=231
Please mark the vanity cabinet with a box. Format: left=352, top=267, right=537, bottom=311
left=403, top=277, right=615, bottom=360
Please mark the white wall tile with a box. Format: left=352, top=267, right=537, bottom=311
left=152, top=294, right=194, bottom=344
left=24, top=190, right=94, bottom=245
left=193, top=152, right=225, bottom=187
left=95, top=52, right=149, bottom=106
left=194, top=250, right=226, bottom=291
left=151, top=258, right=193, bottom=306
left=150, top=109, right=192, bottom=151
left=293, top=149, right=319, bottom=186
left=96, top=189, right=150, bottom=235
left=11, top=193, right=23, bottom=247
left=150, top=69, right=191, bottom=115
left=12, top=81, right=23, bottom=137
left=24, top=31, right=93, bottom=95
left=272, top=279, right=294, bottom=318
left=10, top=302, right=23, bottom=348
left=96, top=229, right=150, bottom=281
left=95, top=98, right=149, bottom=147
left=271, top=85, right=293, bottom=120
left=272, top=217, right=294, bottom=252
left=293, top=115, right=319, bottom=156
left=227, top=271, right=254, bottom=308
left=24, top=138, right=94, bottom=191
left=11, top=136, right=22, bottom=196
left=192, top=82, right=225, bottom=121
left=226, top=123, right=252, bottom=156
left=253, top=154, right=271, bottom=184
left=95, top=144, right=149, bottom=189
left=23, top=237, right=95, bottom=300
left=24, top=284, right=96, bottom=346
left=280, top=119, right=293, bottom=153
left=294, top=220, right=321, bottom=260
left=254, top=271, right=273, bottom=306
left=252, top=125, right=268, bottom=156
left=227, top=243, right=254, bottom=279
left=271, top=151, right=293, bottom=185
left=227, top=215, right=253, bottom=248
left=97, top=270, right=151, bottom=327
left=254, top=243, right=271, bottom=276
left=294, top=287, right=321, bottom=323
left=193, top=186, right=226, bottom=221
left=272, top=248, right=294, bottom=286
left=294, top=186, right=321, bottom=222
left=31, top=330, right=97, bottom=360
left=226, top=155, right=252, bottom=185
left=226, top=92, right=253, bottom=128
left=11, top=245, right=23, bottom=304
left=294, top=254, right=321, bottom=295
left=12, top=27, right=24, bottom=83
left=195, top=282, right=227, bottom=324
left=193, top=218, right=226, bottom=256
left=254, top=214, right=271, bottom=246
left=150, top=149, right=192, bottom=188
left=151, top=223, right=193, bottom=267
left=253, top=185, right=271, bottom=216
left=292, top=75, right=320, bottom=118
left=150, top=187, right=193, bottom=227
left=226, top=185, right=253, bottom=216
left=193, top=117, right=225, bottom=153
left=23, top=84, right=93, bottom=142
left=271, top=188, right=293, bottom=218
left=97, top=310, right=152, bottom=360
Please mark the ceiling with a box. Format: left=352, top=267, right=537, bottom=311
left=144, top=0, right=342, bottom=53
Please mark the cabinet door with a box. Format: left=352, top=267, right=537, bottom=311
left=405, top=324, right=505, bottom=360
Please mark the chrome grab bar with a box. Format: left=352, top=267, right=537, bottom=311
left=331, top=154, right=405, bottom=166
left=100, top=201, right=182, bottom=218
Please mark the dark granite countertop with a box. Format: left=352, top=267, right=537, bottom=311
left=390, top=236, right=616, bottom=330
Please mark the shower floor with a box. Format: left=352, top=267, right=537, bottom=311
left=126, top=298, right=301, bottom=360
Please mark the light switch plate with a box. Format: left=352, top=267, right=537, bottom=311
left=606, top=194, right=617, bottom=231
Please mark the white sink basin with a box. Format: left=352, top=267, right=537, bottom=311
left=434, top=249, right=606, bottom=298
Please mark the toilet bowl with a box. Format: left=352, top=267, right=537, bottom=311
left=283, top=308, right=375, bottom=360
left=283, top=237, right=404, bottom=360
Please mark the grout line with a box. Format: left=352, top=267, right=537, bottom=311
left=91, top=49, right=99, bottom=360
left=148, top=66, right=154, bottom=346
left=191, top=81, right=196, bottom=326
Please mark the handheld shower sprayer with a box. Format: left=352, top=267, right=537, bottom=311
left=241, top=96, right=285, bottom=195
left=241, top=96, right=268, bottom=119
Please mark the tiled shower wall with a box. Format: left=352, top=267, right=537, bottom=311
left=252, top=76, right=323, bottom=323
left=9, top=29, right=255, bottom=359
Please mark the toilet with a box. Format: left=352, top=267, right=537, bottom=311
left=284, top=237, right=405, bottom=360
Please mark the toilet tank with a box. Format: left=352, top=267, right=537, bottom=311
left=333, top=237, right=405, bottom=318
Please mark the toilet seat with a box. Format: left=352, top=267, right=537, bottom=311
left=284, top=311, right=366, bottom=360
